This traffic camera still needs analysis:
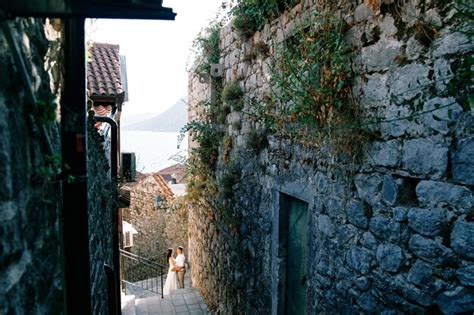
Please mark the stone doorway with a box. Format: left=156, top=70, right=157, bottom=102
left=277, top=193, right=309, bottom=315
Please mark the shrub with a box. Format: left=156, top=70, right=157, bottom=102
left=233, top=10, right=258, bottom=39
left=222, top=81, right=244, bottom=112
left=219, top=162, right=241, bottom=201
left=222, top=81, right=244, bottom=102
left=246, top=129, right=268, bottom=152
left=194, top=24, right=221, bottom=74
left=248, top=11, right=366, bottom=154
left=214, top=103, right=231, bottom=124
left=181, top=121, right=222, bottom=170
left=232, top=0, right=299, bottom=39
left=37, top=95, right=57, bottom=123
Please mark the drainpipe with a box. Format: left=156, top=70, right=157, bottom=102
left=93, top=114, right=120, bottom=314
left=92, top=115, right=118, bottom=181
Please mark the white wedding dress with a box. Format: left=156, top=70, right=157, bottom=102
left=163, top=257, right=179, bottom=295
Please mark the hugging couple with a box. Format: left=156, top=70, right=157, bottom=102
left=163, top=246, right=186, bottom=295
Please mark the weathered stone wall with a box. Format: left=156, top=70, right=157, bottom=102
left=123, top=175, right=188, bottom=264
left=188, top=1, right=474, bottom=313
left=0, top=18, right=64, bottom=315
left=87, top=115, right=117, bottom=315
left=0, top=17, right=120, bottom=315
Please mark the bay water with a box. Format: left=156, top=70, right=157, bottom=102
left=121, top=130, right=188, bottom=173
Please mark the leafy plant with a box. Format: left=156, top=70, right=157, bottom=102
left=181, top=120, right=222, bottom=170
left=37, top=96, right=57, bottom=123
left=218, top=161, right=241, bottom=201
left=232, top=7, right=258, bottom=39
left=222, top=81, right=244, bottom=102
left=212, top=102, right=230, bottom=124
left=36, top=153, right=62, bottom=180
left=232, top=0, right=299, bottom=39
left=250, top=11, right=363, bottom=153
left=194, top=24, right=222, bottom=74
left=222, top=80, right=244, bottom=111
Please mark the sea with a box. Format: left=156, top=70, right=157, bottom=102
left=121, top=130, right=188, bottom=174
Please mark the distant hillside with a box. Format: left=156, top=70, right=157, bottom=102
left=121, top=111, right=156, bottom=127
left=123, top=99, right=187, bottom=132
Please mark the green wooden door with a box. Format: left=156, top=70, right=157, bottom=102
left=278, top=193, right=308, bottom=315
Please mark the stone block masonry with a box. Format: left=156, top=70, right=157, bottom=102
left=188, top=0, right=474, bottom=314
left=0, top=18, right=64, bottom=314
left=0, top=18, right=120, bottom=315
left=87, top=115, right=117, bottom=315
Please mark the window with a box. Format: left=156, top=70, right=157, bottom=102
left=123, top=231, right=133, bottom=248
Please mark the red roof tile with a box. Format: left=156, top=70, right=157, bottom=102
left=153, top=173, right=174, bottom=197
left=91, top=105, right=113, bottom=129
left=158, top=163, right=187, bottom=184
left=87, top=42, right=124, bottom=98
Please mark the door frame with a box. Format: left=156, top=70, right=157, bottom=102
left=271, top=180, right=313, bottom=315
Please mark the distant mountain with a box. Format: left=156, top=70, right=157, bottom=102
left=121, top=111, right=156, bottom=127
left=123, top=99, right=187, bottom=132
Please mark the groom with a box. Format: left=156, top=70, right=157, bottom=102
left=175, top=246, right=186, bottom=289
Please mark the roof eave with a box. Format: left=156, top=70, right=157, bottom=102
left=4, top=1, right=177, bottom=20
left=90, top=95, right=118, bottom=103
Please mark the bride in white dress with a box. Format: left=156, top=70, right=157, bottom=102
left=163, top=248, right=179, bottom=295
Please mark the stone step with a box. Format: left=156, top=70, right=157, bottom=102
left=121, top=293, right=136, bottom=315
left=131, top=287, right=208, bottom=315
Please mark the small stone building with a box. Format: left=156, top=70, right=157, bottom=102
left=121, top=171, right=188, bottom=264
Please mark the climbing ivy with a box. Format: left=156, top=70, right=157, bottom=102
left=232, top=0, right=299, bottom=39
left=191, top=20, right=222, bottom=75
left=37, top=96, right=57, bottom=124
left=35, top=153, right=62, bottom=182
left=181, top=117, right=242, bottom=231
left=249, top=11, right=366, bottom=154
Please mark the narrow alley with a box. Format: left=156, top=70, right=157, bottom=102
left=1, top=0, right=473, bottom=314
left=121, top=274, right=208, bottom=315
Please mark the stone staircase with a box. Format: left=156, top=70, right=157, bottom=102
left=120, top=249, right=208, bottom=315
left=121, top=288, right=208, bottom=315
left=121, top=274, right=208, bottom=315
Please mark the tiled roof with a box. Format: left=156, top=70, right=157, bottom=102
left=158, top=163, right=187, bottom=184
left=153, top=173, right=174, bottom=197
left=87, top=42, right=124, bottom=98
left=121, top=172, right=173, bottom=197
left=120, top=172, right=147, bottom=190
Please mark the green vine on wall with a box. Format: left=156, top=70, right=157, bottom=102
left=37, top=96, right=57, bottom=124
left=183, top=19, right=243, bottom=231
left=195, top=25, right=221, bottom=75
left=249, top=11, right=367, bottom=154
left=232, top=0, right=299, bottom=39
left=181, top=118, right=242, bottom=231
left=184, top=0, right=473, bottom=233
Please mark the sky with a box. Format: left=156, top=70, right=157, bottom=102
left=87, top=0, right=226, bottom=117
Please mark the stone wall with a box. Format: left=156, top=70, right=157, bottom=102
left=188, top=1, right=474, bottom=313
left=0, top=17, right=121, bottom=315
left=87, top=115, right=117, bottom=315
left=0, top=18, right=64, bottom=314
left=123, top=175, right=188, bottom=265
